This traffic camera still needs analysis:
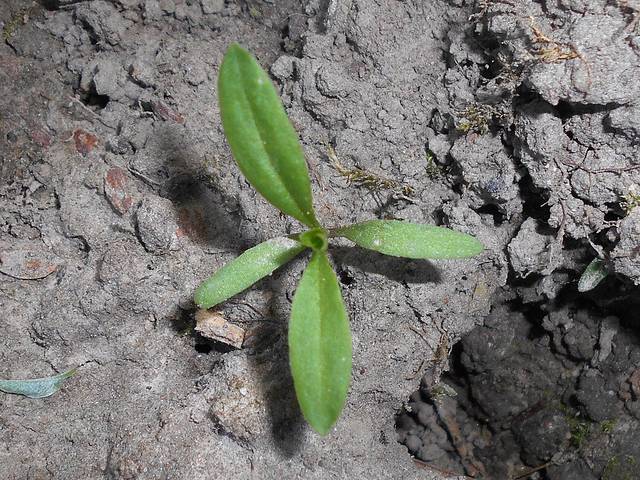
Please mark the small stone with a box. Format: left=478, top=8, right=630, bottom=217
left=184, top=62, right=207, bottom=86
left=404, top=434, right=422, bottom=453
left=136, top=195, right=179, bottom=254
left=507, top=218, right=561, bottom=276
left=575, top=373, right=619, bottom=421
left=128, top=60, right=157, bottom=88
left=106, top=136, right=133, bottom=155
left=426, top=134, right=451, bottom=164
left=30, top=128, right=52, bottom=148
left=546, top=460, right=597, bottom=480
left=144, top=0, right=163, bottom=21
left=511, top=407, right=570, bottom=465
left=104, top=167, right=135, bottom=214
left=0, top=246, right=61, bottom=280
left=562, top=323, right=595, bottom=361
left=174, top=3, right=186, bottom=20
left=628, top=368, right=640, bottom=400
left=73, top=129, right=99, bottom=156
left=417, top=443, right=448, bottom=462
left=195, top=310, right=245, bottom=349
left=203, top=352, right=276, bottom=441
left=151, top=100, right=184, bottom=123
left=98, top=239, right=148, bottom=285
left=315, top=65, right=351, bottom=97
left=93, top=59, right=124, bottom=100
left=270, top=55, right=295, bottom=81
left=75, top=2, right=131, bottom=46
left=612, top=209, right=640, bottom=285
left=158, top=0, right=175, bottom=14
left=118, top=117, right=153, bottom=151
left=200, top=0, right=224, bottom=14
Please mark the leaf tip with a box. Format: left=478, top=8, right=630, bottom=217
left=468, top=237, right=485, bottom=256
left=225, top=42, right=244, bottom=55
left=62, top=367, right=78, bottom=379
left=312, top=423, right=332, bottom=436
left=303, top=409, right=340, bottom=436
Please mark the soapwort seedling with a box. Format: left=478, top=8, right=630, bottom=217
left=195, top=44, right=484, bottom=435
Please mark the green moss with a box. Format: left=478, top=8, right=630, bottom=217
left=2, top=7, right=31, bottom=41
left=621, top=189, right=640, bottom=215
left=600, top=419, right=617, bottom=433
left=558, top=404, right=591, bottom=450
left=603, top=455, right=637, bottom=480
left=455, top=104, right=493, bottom=134
left=569, top=420, right=590, bottom=448
left=425, top=151, right=442, bottom=179
left=248, top=6, right=262, bottom=19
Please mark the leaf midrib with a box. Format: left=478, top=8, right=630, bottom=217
left=316, top=254, right=329, bottom=420
left=232, top=56, right=312, bottom=225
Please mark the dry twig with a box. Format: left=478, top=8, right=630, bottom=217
left=327, top=145, right=414, bottom=200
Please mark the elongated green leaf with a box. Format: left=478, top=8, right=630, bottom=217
left=289, top=251, right=352, bottom=435
left=578, top=258, right=608, bottom=292
left=333, top=220, right=483, bottom=259
left=0, top=368, right=76, bottom=398
left=195, top=237, right=306, bottom=309
left=218, top=43, right=319, bottom=227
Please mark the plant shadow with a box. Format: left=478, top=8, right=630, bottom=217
left=148, top=124, right=304, bottom=454
left=244, top=259, right=307, bottom=457
left=331, top=246, right=443, bottom=285
left=152, top=125, right=254, bottom=253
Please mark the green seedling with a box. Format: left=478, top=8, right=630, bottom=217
left=0, top=368, right=76, bottom=398
left=621, top=189, right=640, bottom=215
left=195, top=44, right=484, bottom=435
left=578, top=257, right=609, bottom=292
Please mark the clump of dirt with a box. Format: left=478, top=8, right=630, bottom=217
left=396, top=0, right=640, bottom=477
left=398, top=287, right=640, bottom=479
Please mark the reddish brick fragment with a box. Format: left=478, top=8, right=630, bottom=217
left=151, top=100, right=185, bottom=123
left=104, top=167, right=134, bottom=214
left=30, top=128, right=52, bottom=148
left=73, top=129, right=98, bottom=155
left=0, top=249, right=60, bottom=280
left=629, top=368, right=640, bottom=400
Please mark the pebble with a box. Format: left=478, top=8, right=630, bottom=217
left=136, top=195, right=180, bottom=254
left=104, top=167, right=135, bottom=215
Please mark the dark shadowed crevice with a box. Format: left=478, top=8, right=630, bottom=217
left=397, top=289, right=640, bottom=479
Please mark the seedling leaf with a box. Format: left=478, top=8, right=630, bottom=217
left=195, top=237, right=306, bottom=309
left=334, top=220, right=484, bottom=259
left=289, top=251, right=352, bottom=435
left=0, top=368, right=76, bottom=398
left=218, top=43, right=320, bottom=227
left=295, top=228, right=328, bottom=252
left=578, top=258, right=608, bottom=292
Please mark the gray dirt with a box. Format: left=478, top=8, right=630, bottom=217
left=0, top=0, right=639, bottom=479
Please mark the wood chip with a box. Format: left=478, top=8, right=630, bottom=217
left=195, top=310, right=245, bottom=349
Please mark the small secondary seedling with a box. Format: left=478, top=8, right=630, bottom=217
left=195, top=44, right=484, bottom=435
left=0, top=368, right=76, bottom=398
left=578, top=257, right=609, bottom=292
